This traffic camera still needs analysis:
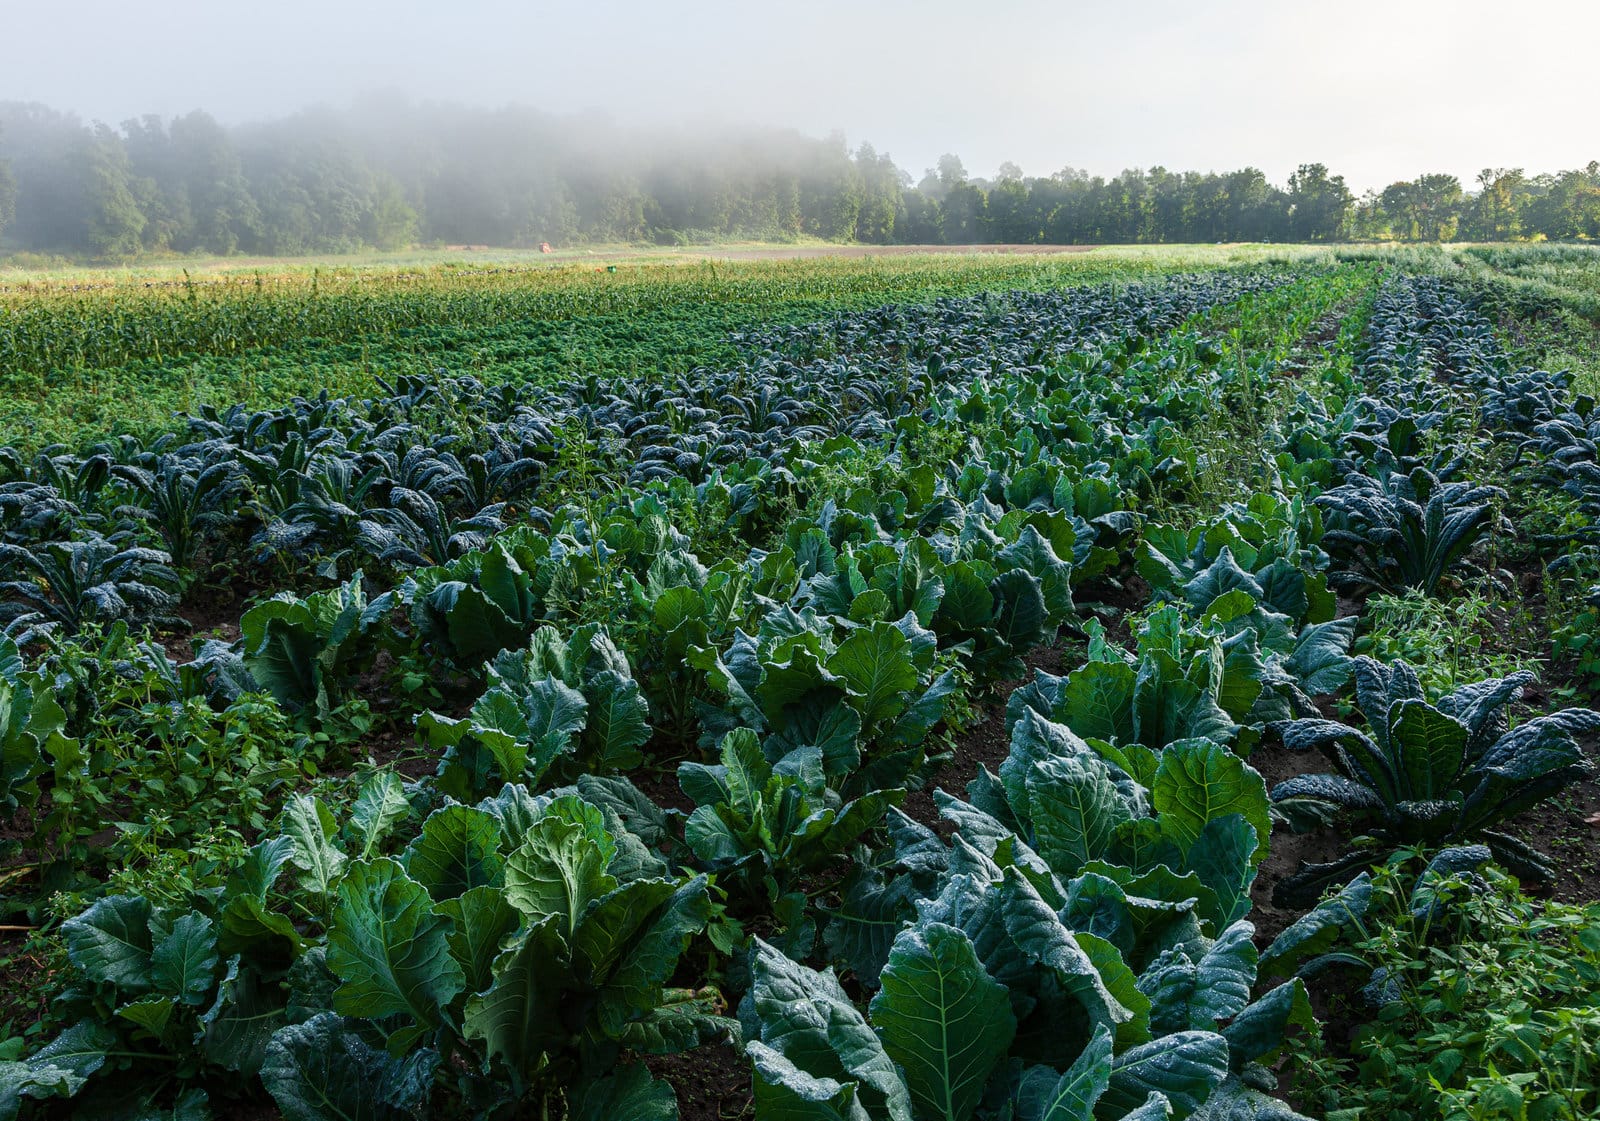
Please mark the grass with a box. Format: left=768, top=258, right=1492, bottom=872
left=0, top=243, right=1331, bottom=452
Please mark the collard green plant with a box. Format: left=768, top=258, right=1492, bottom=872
left=418, top=624, right=653, bottom=801
left=677, top=727, right=901, bottom=944
left=693, top=606, right=958, bottom=796
left=9, top=781, right=729, bottom=1120
left=772, top=702, right=1312, bottom=1121
left=1005, top=602, right=1352, bottom=753
left=240, top=573, right=394, bottom=736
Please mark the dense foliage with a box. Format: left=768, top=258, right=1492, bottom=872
left=4, top=99, right=1599, bottom=259
left=1, top=248, right=1598, bottom=1121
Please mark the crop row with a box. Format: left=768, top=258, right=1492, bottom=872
left=1, top=262, right=1595, bottom=1121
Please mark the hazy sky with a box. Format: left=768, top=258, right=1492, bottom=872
left=6, top=0, right=1596, bottom=192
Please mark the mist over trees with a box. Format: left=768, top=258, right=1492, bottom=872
left=1, top=98, right=1597, bottom=259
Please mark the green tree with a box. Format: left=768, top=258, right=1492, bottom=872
left=75, top=125, right=146, bottom=258
left=1468, top=168, right=1523, bottom=240
left=0, top=152, right=15, bottom=244
left=364, top=176, right=418, bottom=250
left=941, top=180, right=987, bottom=243
left=1287, top=162, right=1352, bottom=241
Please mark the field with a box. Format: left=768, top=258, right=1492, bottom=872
left=1, top=243, right=1599, bottom=1121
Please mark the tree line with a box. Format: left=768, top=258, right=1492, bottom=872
left=1, top=99, right=1597, bottom=259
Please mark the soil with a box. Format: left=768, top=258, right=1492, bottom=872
left=154, top=583, right=248, bottom=661
left=647, top=1043, right=754, bottom=1121
left=1244, top=735, right=1352, bottom=946
left=1500, top=769, right=1600, bottom=905
left=900, top=640, right=1075, bottom=833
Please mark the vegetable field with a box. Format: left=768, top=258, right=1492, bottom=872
left=1, top=244, right=1598, bottom=1121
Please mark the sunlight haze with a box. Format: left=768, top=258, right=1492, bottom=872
left=7, top=0, right=1594, bottom=191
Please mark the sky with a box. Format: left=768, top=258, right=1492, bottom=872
left=4, top=0, right=1596, bottom=193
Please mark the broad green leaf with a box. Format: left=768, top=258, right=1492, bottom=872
left=571, top=1064, right=680, bottom=1121
left=201, top=959, right=286, bottom=1076
left=601, top=876, right=714, bottom=1034
left=217, top=894, right=303, bottom=967
left=744, top=939, right=914, bottom=1121
left=584, top=670, right=652, bottom=770
left=503, top=812, right=618, bottom=936
left=1223, top=979, right=1315, bottom=1071
left=1074, top=932, right=1152, bottom=1048
left=870, top=923, right=1016, bottom=1121
left=1015, top=1023, right=1114, bottom=1121
left=463, top=921, right=573, bottom=1080
left=1056, top=662, right=1137, bottom=746
left=117, top=996, right=176, bottom=1038
left=828, top=622, right=919, bottom=729
left=261, top=1012, right=438, bottom=1121
left=1189, top=922, right=1258, bottom=1029
left=150, top=913, right=218, bottom=1004
left=1152, top=741, right=1269, bottom=867
left=438, top=885, right=521, bottom=996
left=991, top=571, right=1049, bottom=653
left=999, top=872, right=1131, bottom=1033
left=1100, top=1030, right=1229, bottom=1120
left=1027, top=754, right=1133, bottom=879
left=612, top=986, right=732, bottom=1054
left=403, top=805, right=504, bottom=901
left=572, top=878, right=679, bottom=980
left=1184, top=816, right=1258, bottom=931
left=348, top=772, right=410, bottom=859
left=1257, top=875, right=1372, bottom=980
left=227, top=835, right=297, bottom=900
left=326, top=859, right=464, bottom=1052
left=62, top=895, right=153, bottom=992
left=282, top=796, right=348, bottom=897
left=748, top=1039, right=866, bottom=1121
left=19, top=1021, right=118, bottom=1101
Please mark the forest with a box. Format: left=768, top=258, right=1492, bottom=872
left=2, top=99, right=1599, bottom=259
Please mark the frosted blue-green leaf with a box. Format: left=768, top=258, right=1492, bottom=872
left=743, top=939, right=913, bottom=1121
left=1222, top=979, right=1316, bottom=1071
left=1015, top=1023, right=1113, bottom=1121
left=748, top=1039, right=866, bottom=1121
left=262, top=1012, right=438, bottom=1121
left=1027, top=753, right=1132, bottom=878
left=1101, top=1030, right=1229, bottom=1120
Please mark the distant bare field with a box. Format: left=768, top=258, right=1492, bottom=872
left=699, top=243, right=1099, bottom=260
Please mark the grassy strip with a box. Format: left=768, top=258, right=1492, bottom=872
left=0, top=247, right=1328, bottom=452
